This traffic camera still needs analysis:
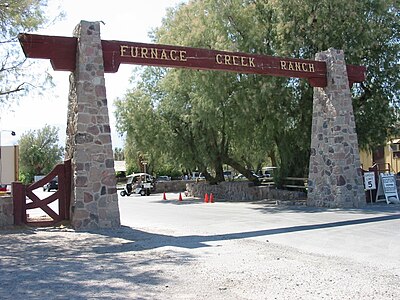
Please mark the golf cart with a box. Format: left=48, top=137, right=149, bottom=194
left=120, top=173, right=155, bottom=197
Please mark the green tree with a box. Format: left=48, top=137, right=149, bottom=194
left=258, top=0, right=400, bottom=150
left=116, top=0, right=399, bottom=183
left=115, top=67, right=174, bottom=176
left=18, top=124, right=64, bottom=183
left=0, top=0, right=63, bottom=103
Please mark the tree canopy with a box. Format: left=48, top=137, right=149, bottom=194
left=115, top=0, right=399, bottom=183
left=18, top=124, right=64, bottom=183
left=0, top=0, right=62, bottom=104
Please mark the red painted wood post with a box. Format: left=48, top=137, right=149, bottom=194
left=57, top=163, right=66, bottom=221
left=64, top=159, right=72, bottom=220
left=12, top=182, right=26, bottom=226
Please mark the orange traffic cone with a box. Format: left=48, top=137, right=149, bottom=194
left=204, top=193, right=209, bottom=203
left=163, top=192, right=167, bottom=200
left=179, top=193, right=183, bottom=201
left=210, top=193, right=214, bottom=203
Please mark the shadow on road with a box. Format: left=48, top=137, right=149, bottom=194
left=249, top=201, right=400, bottom=214
left=93, top=213, right=400, bottom=253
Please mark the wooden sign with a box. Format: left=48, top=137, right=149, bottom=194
left=18, top=33, right=366, bottom=87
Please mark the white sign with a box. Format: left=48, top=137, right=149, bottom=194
left=376, top=173, right=399, bottom=204
left=363, top=172, right=376, bottom=190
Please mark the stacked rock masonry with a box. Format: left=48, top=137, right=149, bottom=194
left=308, top=49, right=366, bottom=208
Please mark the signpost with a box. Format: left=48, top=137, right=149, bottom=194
left=364, top=172, right=376, bottom=190
left=363, top=171, right=376, bottom=204
left=17, top=33, right=366, bottom=88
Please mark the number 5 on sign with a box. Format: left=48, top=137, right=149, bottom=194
left=363, top=172, right=376, bottom=190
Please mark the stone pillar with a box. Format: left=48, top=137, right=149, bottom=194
left=308, top=49, right=366, bottom=208
left=66, top=21, right=121, bottom=230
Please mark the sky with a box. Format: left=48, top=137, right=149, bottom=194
left=0, top=0, right=187, bottom=148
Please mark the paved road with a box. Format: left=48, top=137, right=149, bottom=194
left=16, top=189, right=400, bottom=272
left=1, top=191, right=399, bottom=299
left=119, top=192, right=400, bottom=274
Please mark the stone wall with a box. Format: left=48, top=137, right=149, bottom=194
left=0, top=196, right=13, bottom=227
left=186, top=182, right=307, bottom=203
left=308, top=49, right=366, bottom=208
left=154, top=180, right=189, bottom=193
left=66, top=21, right=120, bottom=230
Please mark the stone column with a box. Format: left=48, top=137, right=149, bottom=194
left=308, top=49, right=366, bottom=208
left=66, top=21, right=121, bottom=229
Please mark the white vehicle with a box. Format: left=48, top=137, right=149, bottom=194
left=120, top=173, right=155, bottom=197
left=156, top=175, right=171, bottom=182
left=262, top=167, right=277, bottom=177
left=192, top=172, right=205, bottom=181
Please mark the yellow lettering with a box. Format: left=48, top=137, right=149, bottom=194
left=150, top=48, right=158, bottom=59
left=120, top=45, right=128, bottom=57
left=224, top=55, right=232, bottom=65
left=130, top=47, right=139, bottom=58
left=241, top=57, right=248, bottom=67
left=248, top=57, right=255, bottom=67
left=141, top=48, right=148, bottom=58
left=216, top=53, right=255, bottom=68
left=170, top=50, right=178, bottom=61
left=160, top=49, right=168, bottom=60
left=216, top=54, right=223, bottom=64
left=280, top=60, right=315, bottom=72
left=120, top=46, right=187, bottom=62
left=180, top=50, right=187, bottom=61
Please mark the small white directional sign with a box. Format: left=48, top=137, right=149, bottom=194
left=363, top=172, right=376, bottom=190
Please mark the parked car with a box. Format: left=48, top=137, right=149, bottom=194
left=156, top=176, right=171, bottom=182
left=234, top=172, right=261, bottom=181
left=192, top=172, right=205, bottom=181
left=223, top=171, right=233, bottom=181
left=262, top=167, right=277, bottom=178
left=43, top=179, right=58, bottom=192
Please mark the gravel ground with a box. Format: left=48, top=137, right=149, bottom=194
left=1, top=223, right=399, bottom=300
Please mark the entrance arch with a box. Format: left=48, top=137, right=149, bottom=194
left=18, top=21, right=366, bottom=230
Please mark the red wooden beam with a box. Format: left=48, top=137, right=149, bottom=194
left=18, top=33, right=366, bottom=88
left=101, top=40, right=328, bottom=87
left=18, top=33, right=77, bottom=72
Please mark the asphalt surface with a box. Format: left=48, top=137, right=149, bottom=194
left=1, top=192, right=399, bottom=299
left=119, top=192, right=400, bottom=273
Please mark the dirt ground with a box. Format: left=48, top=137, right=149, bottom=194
left=1, top=223, right=399, bottom=300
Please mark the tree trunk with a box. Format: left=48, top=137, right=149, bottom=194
left=202, top=169, right=217, bottom=185
left=214, top=158, right=225, bottom=183
left=224, top=156, right=259, bottom=184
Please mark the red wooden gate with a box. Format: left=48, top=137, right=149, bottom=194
left=13, top=159, right=72, bottom=227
